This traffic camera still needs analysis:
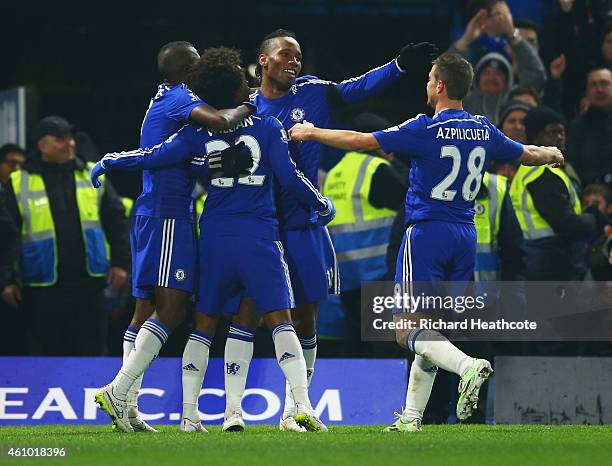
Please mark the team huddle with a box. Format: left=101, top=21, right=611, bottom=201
left=92, top=29, right=563, bottom=433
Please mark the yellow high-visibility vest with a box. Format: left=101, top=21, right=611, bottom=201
left=322, top=152, right=396, bottom=289
left=10, top=163, right=110, bottom=286
left=510, top=165, right=581, bottom=240
left=474, top=172, right=507, bottom=281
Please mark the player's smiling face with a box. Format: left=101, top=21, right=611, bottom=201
left=260, top=37, right=302, bottom=91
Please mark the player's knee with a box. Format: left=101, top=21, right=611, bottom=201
left=132, top=299, right=155, bottom=327
left=291, top=302, right=317, bottom=335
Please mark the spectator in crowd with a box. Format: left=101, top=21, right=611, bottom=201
left=567, top=67, right=612, bottom=186
left=0, top=144, right=26, bottom=188
left=601, top=26, right=612, bottom=69
left=514, top=15, right=567, bottom=112
left=321, top=112, right=408, bottom=356
left=582, top=184, right=612, bottom=280
left=0, top=144, right=26, bottom=310
left=498, top=99, right=532, bottom=143
left=515, top=18, right=540, bottom=53
left=509, top=106, right=603, bottom=280
left=540, top=0, right=609, bottom=115
left=452, top=1, right=546, bottom=124
left=488, top=99, right=532, bottom=183
left=582, top=183, right=612, bottom=215
left=508, top=85, right=540, bottom=107
left=3, top=116, right=130, bottom=356
left=0, top=144, right=26, bottom=355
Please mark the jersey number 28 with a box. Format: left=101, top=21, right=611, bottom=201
left=206, top=135, right=264, bottom=188
left=430, top=145, right=485, bottom=202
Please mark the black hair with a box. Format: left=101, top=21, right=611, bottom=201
left=583, top=183, right=612, bottom=205
left=465, top=0, right=500, bottom=19
left=508, top=85, right=541, bottom=105
left=186, top=47, right=244, bottom=110
left=514, top=18, right=539, bottom=34
left=0, top=143, right=26, bottom=163
left=523, top=106, right=566, bottom=143
left=433, top=53, right=474, bottom=100
left=157, top=41, right=197, bottom=83
left=255, top=28, right=297, bottom=83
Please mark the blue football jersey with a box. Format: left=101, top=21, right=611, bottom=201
left=251, top=59, right=404, bottom=230
left=101, top=116, right=328, bottom=240
left=135, top=83, right=204, bottom=219
left=373, top=109, right=524, bottom=224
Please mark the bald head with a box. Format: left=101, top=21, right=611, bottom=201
left=157, top=41, right=199, bottom=84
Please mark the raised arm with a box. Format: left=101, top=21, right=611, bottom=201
left=331, top=42, right=437, bottom=106
left=90, top=125, right=200, bottom=188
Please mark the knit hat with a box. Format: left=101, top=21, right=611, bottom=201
left=498, top=100, right=532, bottom=127
left=475, top=52, right=513, bottom=90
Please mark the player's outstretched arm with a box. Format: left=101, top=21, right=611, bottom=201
left=518, top=145, right=565, bottom=167
left=190, top=103, right=254, bottom=130
left=332, top=42, right=437, bottom=106
left=91, top=125, right=200, bottom=187
left=289, top=121, right=380, bottom=152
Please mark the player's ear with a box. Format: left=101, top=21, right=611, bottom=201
left=258, top=54, right=267, bottom=70
left=436, top=80, right=445, bottom=95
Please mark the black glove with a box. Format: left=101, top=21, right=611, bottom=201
left=208, top=141, right=253, bottom=179
left=397, top=42, right=439, bottom=73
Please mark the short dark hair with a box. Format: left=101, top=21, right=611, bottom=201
left=466, top=0, right=501, bottom=19
left=433, top=53, right=474, bottom=100
left=0, top=143, right=26, bottom=163
left=157, top=41, right=197, bottom=82
left=255, top=28, right=297, bottom=83
left=186, top=47, right=244, bottom=110
left=514, top=18, right=539, bottom=34
left=508, top=85, right=541, bottom=105
left=583, top=183, right=612, bottom=205
left=587, top=66, right=612, bottom=81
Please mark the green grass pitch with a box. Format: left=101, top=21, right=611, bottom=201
left=1, top=424, right=611, bottom=466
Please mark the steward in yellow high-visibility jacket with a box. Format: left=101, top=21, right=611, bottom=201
left=511, top=106, right=600, bottom=280
left=474, top=172, right=526, bottom=282
left=3, top=116, right=130, bottom=355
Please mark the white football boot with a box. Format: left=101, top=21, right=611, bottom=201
left=180, top=417, right=209, bottom=432
left=95, top=384, right=133, bottom=433
left=128, top=406, right=158, bottom=432
left=279, top=414, right=307, bottom=432
left=222, top=410, right=246, bottom=432
left=456, top=358, right=493, bottom=421
left=294, top=403, right=327, bottom=432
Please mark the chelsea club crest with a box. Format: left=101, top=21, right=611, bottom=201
left=290, top=107, right=305, bottom=122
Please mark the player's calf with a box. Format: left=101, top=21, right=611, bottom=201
left=181, top=313, right=217, bottom=430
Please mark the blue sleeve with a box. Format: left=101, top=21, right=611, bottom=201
left=101, top=125, right=200, bottom=171
left=489, top=124, right=524, bottom=163
left=168, top=86, right=205, bottom=122
left=372, top=115, right=426, bottom=161
left=266, top=118, right=328, bottom=212
left=334, top=60, right=404, bottom=105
